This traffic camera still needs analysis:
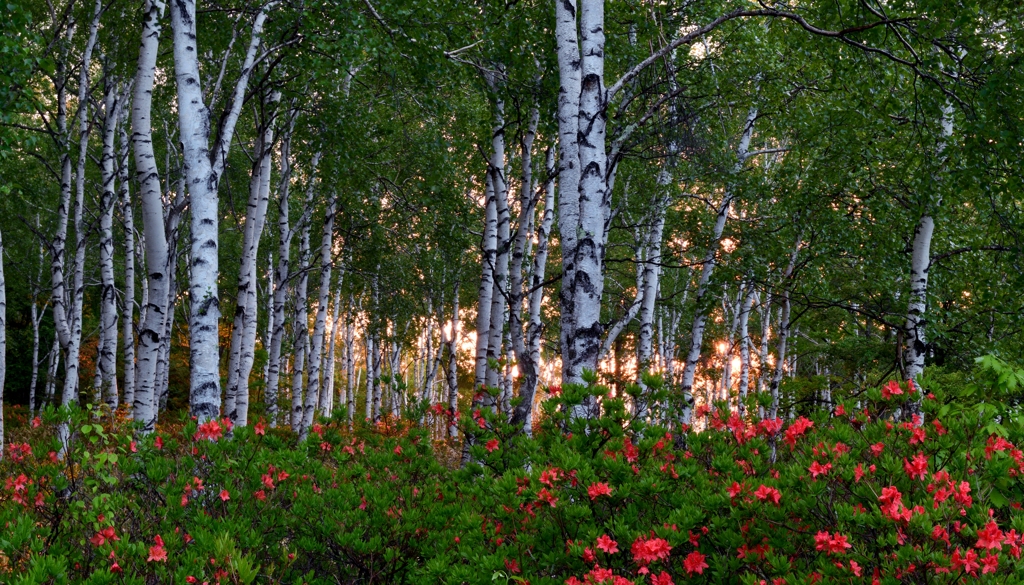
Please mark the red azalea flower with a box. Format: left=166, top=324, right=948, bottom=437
left=485, top=439, right=499, bottom=453
left=904, top=452, right=929, bottom=480
left=588, top=482, right=613, bottom=500
left=951, top=548, right=980, bottom=576
left=882, top=380, right=903, bottom=399
left=981, top=553, right=999, bottom=574
left=976, top=521, right=1004, bottom=550
left=808, top=461, right=831, bottom=479
left=632, top=536, right=672, bottom=565
left=753, top=484, right=781, bottom=505
left=683, top=551, right=708, bottom=575
left=147, top=535, right=168, bottom=562
left=596, top=534, right=619, bottom=554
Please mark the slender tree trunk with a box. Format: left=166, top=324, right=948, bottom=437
left=97, top=73, right=126, bottom=410
left=324, top=290, right=342, bottom=417
left=768, top=236, right=801, bottom=420
left=474, top=174, right=497, bottom=390
left=0, top=228, right=6, bottom=456
left=52, top=1, right=103, bottom=454
left=131, top=0, right=168, bottom=432
left=226, top=102, right=276, bottom=427
left=170, top=0, right=275, bottom=422
left=679, top=107, right=756, bottom=425
left=554, top=0, right=582, bottom=380
left=29, top=223, right=45, bottom=416
left=635, top=192, right=669, bottom=417
left=45, top=338, right=59, bottom=408
left=49, top=28, right=75, bottom=412
left=64, top=0, right=103, bottom=415
left=119, top=101, right=136, bottom=413
left=446, top=282, right=460, bottom=438
left=559, top=0, right=613, bottom=420
left=485, top=99, right=511, bottom=394
left=345, top=294, right=357, bottom=425
left=266, top=110, right=298, bottom=426
left=904, top=101, right=953, bottom=412
left=300, top=197, right=336, bottom=439
left=365, top=332, right=376, bottom=421
left=501, top=104, right=538, bottom=404
left=289, top=153, right=319, bottom=429
left=737, top=282, right=756, bottom=416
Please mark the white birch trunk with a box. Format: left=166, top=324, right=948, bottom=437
left=300, top=197, right=336, bottom=439
left=131, top=0, right=168, bottom=432
left=290, top=260, right=310, bottom=429
left=679, top=107, right=756, bottom=424
left=60, top=0, right=102, bottom=431
left=170, top=0, right=275, bottom=422
left=365, top=332, right=376, bottom=421
left=45, top=338, right=59, bottom=408
left=324, top=290, right=342, bottom=416
left=554, top=0, right=582, bottom=373
left=474, top=174, right=497, bottom=390
left=904, top=101, right=953, bottom=405
left=520, top=150, right=556, bottom=436
left=227, top=107, right=276, bottom=428
left=736, top=282, right=756, bottom=416
left=289, top=153, right=319, bottom=429
left=768, top=237, right=801, bottom=420
left=29, top=222, right=45, bottom=415
left=119, top=101, right=136, bottom=412
left=565, top=0, right=611, bottom=419
left=0, top=228, right=6, bottom=456
left=446, top=282, right=460, bottom=438
left=485, top=99, right=510, bottom=394
left=635, top=192, right=669, bottom=417
left=49, top=27, right=75, bottom=405
left=97, top=74, right=126, bottom=410
left=265, top=110, right=298, bottom=426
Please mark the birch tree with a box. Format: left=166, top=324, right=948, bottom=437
left=226, top=97, right=277, bottom=427
left=132, top=0, right=169, bottom=432
left=168, top=0, right=276, bottom=421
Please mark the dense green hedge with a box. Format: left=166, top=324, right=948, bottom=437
left=2, top=357, right=1024, bottom=584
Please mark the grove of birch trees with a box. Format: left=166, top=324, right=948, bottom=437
left=0, top=0, right=1022, bottom=450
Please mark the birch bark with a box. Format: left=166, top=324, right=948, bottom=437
left=97, top=74, right=127, bottom=409
left=635, top=192, right=669, bottom=417
left=507, top=105, right=540, bottom=427
left=736, top=282, right=756, bottom=416
left=768, top=236, right=802, bottom=420
left=226, top=102, right=276, bottom=427
left=169, top=0, right=276, bottom=421
left=473, top=174, right=497, bottom=390
left=59, top=0, right=102, bottom=428
left=446, top=282, right=460, bottom=438
left=118, top=101, right=136, bottom=412
left=289, top=153, right=319, bottom=429
left=265, top=109, right=298, bottom=426
left=0, top=228, right=6, bottom=456
left=484, top=98, right=510, bottom=394
left=520, top=151, right=555, bottom=435
left=132, top=0, right=168, bottom=432
left=904, top=101, right=953, bottom=410
left=300, top=197, right=336, bottom=439
left=679, top=107, right=756, bottom=424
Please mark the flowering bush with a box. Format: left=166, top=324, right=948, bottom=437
left=1, top=357, right=1023, bottom=584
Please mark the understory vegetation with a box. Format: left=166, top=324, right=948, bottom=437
left=3, top=357, right=1024, bottom=584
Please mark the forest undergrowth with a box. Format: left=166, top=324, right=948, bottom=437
left=2, top=357, right=1024, bottom=585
